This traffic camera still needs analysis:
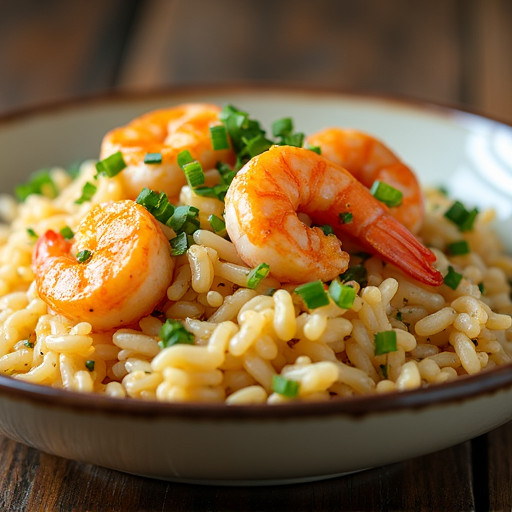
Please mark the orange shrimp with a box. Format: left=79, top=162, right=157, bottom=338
left=306, top=128, right=424, bottom=233
left=100, top=103, right=235, bottom=201
left=33, top=200, right=174, bottom=330
left=224, top=145, right=442, bottom=286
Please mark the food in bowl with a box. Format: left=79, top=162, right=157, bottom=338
left=0, top=102, right=510, bottom=404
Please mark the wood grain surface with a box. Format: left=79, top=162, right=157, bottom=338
left=0, top=1, right=510, bottom=510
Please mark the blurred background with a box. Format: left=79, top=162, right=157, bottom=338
left=0, top=0, right=510, bottom=122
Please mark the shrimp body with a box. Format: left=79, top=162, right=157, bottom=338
left=306, top=128, right=423, bottom=233
left=33, top=200, right=174, bottom=330
left=224, top=145, right=442, bottom=286
left=100, top=103, right=235, bottom=201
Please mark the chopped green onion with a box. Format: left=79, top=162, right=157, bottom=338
left=379, top=364, right=389, bottom=379
left=76, top=250, right=92, bottom=263
left=85, top=360, right=95, bottom=372
left=444, top=201, right=479, bottom=232
left=15, top=169, right=58, bottom=201
left=272, top=375, right=299, bottom=398
left=209, top=125, right=230, bottom=150
left=444, top=266, right=463, bottom=290
left=339, top=212, right=353, bottom=224
left=244, top=134, right=273, bottom=158
left=144, top=152, right=162, bottom=164
left=177, top=149, right=194, bottom=168
left=136, top=188, right=175, bottom=224
left=319, top=224, right=334, bottom=235
left=167, top=205, right=200, bottom=234
left=182, top=160, right=205, bottom=188
left=339, top=265, right=368, bottom=287
left=169, top=232, right=190, bottom=256
left=75, top=181, right=97, bottom=204
left=395, top=310, right=403, bottom=322
left=208, top=214, right=227, bottom=237
left=24, top=340, right=34, bottom=349
left=478, top=282, right=485, bottom=295
left=272, top=117, right=294, bottom=138
left=447, top=240, right=470, bottom=256
left=306, top=144, right=321, bottom=155
left=60, top=226, right=74, bottom=240
left=247, top=263, right=270, bottom=289
left=26, top=228, right=38, bottom=239
left=370, top=181, right=403, bottom=207
left=374, top=331, right=398, bottom=355
left=328, top=280, right=356, bottom=309
left=95, top=151, right=126, bottom=177
left=294, top=280, right=330, bottom=309
left=158, top=319, right=195, bottom=349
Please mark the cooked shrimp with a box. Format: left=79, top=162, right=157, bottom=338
left=100, top=103, right=235, bottom=201
left=33, top=200, right=174, bottom=330
left=306, top=128, right=423, bottom=233
left=224, top=145, right=442, bottom=286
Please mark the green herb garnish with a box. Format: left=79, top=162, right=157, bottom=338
left=374, top=331, right=398, bottom=355
left=444, top=201, right=479, bottom=232
left=339, top=212, right=353, bottom=224
left=15, top=169, right=58, bottom=201
left=247, top=263, right=270, bottom=289
left=370, top=181, right=403, bottom=207
left=60, top=226, right=74, bottom=240
left=75, top=181, right=97, bottom=204
left=295, top=280, right=330, bottom=309
left=158, top=319, right=195, bottom=349
left=85, top=360, right=95, bottom=372
left=328, top=280, right=356, bottom=309
left=444, top=266, right=463, bottom=290
left=95, top=151, right=126, bottom=177
left=144, top=152, right=162, bottom=164
left=447, top=240, right=470, bottom=256
left=76, top=250, right=92, bottom=263
left=272, top=375, right=299, bottom=398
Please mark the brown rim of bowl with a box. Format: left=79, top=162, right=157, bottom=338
left=0, top=83, right=510, bottom=420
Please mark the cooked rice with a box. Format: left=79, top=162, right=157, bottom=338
left=0, top=162, right=510, bottom=404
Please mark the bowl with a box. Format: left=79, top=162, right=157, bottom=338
left=0, top=85, right=511, bottom=485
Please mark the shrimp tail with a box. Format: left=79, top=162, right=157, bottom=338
left=362, top=215, right=443, bottom=286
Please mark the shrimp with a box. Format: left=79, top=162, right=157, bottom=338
left=100, top=103, right=235, bottom=201
left=224, top=145, right=443, bottom=286
left=306, top=128, right=423, bottom=233
left=33, top=200, right=174, bottom=330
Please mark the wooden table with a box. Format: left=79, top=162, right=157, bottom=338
left=0, top=1, right=511, bottom=510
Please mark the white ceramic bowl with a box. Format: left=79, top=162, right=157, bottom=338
left=0, top=86, right=511, bottom=485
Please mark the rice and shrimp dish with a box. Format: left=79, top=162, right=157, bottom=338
left=0, top=102, right=510, bottom=404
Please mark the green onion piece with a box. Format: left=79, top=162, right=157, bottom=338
left=319, top=224, right=334, bottom=235
left=294, top=280, right=330, bottom=309
left=136, top=188, right=175, bottom=224
left=379, top=364, right=389, bottom=379
left=272, top=375, right=299, bottom=398
left=208, top=214, right=227, bottom=237
left=374, top=330, right=398, bottom=355
left=244, top=134, right=273, bottom=158
left=95, top=151, right=126, bottom=177
left=15, top=169, right=58, bottom=201
left=395, top=310, right=403, bottom=322
left=339, top=212, right=353, bottom=224
left=282, top=132, right=305, bottom=148
left=209, top=125, right=230, bottom=150
left=60, top=226, right=74, bottom=240
left=85, top=360, right=95, bottom=372
left=447, top=240, right=470, bottom=256
left=177, top=149, right=194, bottom=168
left=76, top=250, right=92, bottom=263
left=26, top=228, right=38, bottom=239
left=272, top=117, right=293, bottom=138
left=444, top=201, right=479, bottom=232
left=182, top=160, right=205, bottom=188
left=339, top=265, right=368, bottom=287
left=370, top=180, right=403, bottom=207
left=169, top=232, right=189, bottom=256
left=328, top=280, right=356, bottom=309
left=167, top=205, right=200, bottom=234
left=136, top=187, right=161, bottom=209
left=478, top=282, right=485, bottom=295
left=24, top=340, right=34, bottom=349
left=75, top=181, right=97, bottom=204
left=444, top=266, right=463, bottom=290
left=144, top=152, right=162, bottom=164
left=247, top=263, right=270, bottom=289
left=306, top=144, right=321, bottom=155
left=158, top=319, right=195, bottom=349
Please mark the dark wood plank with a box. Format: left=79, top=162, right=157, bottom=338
left=0, top=0, right=139, bottom=113
left=487, top=422, right=512, bottom=509
left=0, top=433, right=475, bottom=511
